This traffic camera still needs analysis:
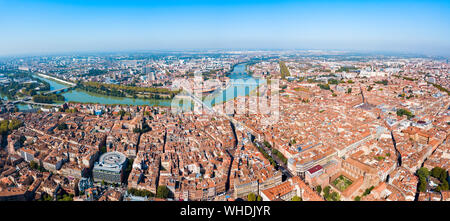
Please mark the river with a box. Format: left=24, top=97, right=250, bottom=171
left=203, top=63, right=265, bottom=107
left=33, top=75, right=177, bottom=107
left=17, top=62, right=263, bottom=110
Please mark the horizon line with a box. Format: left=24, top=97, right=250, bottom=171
left=0, top=48, right=448, bottom=59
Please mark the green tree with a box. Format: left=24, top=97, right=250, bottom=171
left=279, top=61, right=291, bottom=79
left=57, top=194, right=74, bottom=201
left=42, top=194, right=53, bottom=201
left=318, top=84, right=330, bottom=90
left=0, top=119, right=23, bottom=135
left=128, top=188, right=154, bottom=197
left=328, top=79, right=339, bottom=85
left=30, top=161, right=38, bottom=170
left=417, top=167, right=430, bottom=179
left=156, top=185, right=170, bottom=199
left=316, top=185, right=322, bottom=195
left=330, top=192, right=340, bottom=201
left=32, top=94, right=65, bottom=104
left=323, top=186, right=331, bottom=198
left=431, top=167, right=442, bottom=179
left=418, top=177, right=427, bottom=192
left=362, top=186, right=375, bottom=196
left=354, top=196, right=361, bottom=201
left=57, top=122, right=68, bottom=130
left=99, top=145, right=107, bottom=154
left=396, top=108, right=415, bottom=119
left=291, top=195, right=302, bottom=201
left=247, top=193, right=257, bottom=201
left=436, top=180, right=449, bottom=192
left=375, top=80, right=388, bottom=85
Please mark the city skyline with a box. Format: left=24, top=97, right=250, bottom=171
left=1, top=0, right=449, bottom=56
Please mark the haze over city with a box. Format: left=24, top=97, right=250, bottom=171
left=1, top=0, right=449, bottom=56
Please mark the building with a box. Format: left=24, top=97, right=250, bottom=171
left=305, top=165, right=324, bottom=184
left=20, top=149, right=35, bottom=162
left=260, top=176, right=323, bottom=201
left=0, top=188, right=29, bottom=201
left=92, top=152, right=127, bottom=184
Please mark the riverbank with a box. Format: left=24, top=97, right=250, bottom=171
left=33, top=75, right=178, bottom=107
left=15, top=62, right=264, bottom=110
left=36, top=73, right=76, bottom=86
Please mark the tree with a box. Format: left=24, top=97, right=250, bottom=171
left=354, top=196, right=361, bottom=201
left=431, top=167, right=441, bottom=178
left=0, top=119, right=23, bottom=135
left=418, top=177, right=427, bottom=192
left=57, top=122, right=68, bottom=130
left=99, top=145, right=107, bottom=154
left=316, top=185, right=322, bottom=195
left=128, top=188, right=154, bottom=197
left=436, top=180, right=449, bottom=192
left=32, top=94, right=64, bottom=104
left=440, top=170, right=448, bottom=182
left=330, top=192, right=340, bottom=201
left=417, top=168, right=430, bottom=193
left=42, top=193, right=53, bottom=201
left=362, top=186, right=375, bottom=196
left=431, top=167, right=448, bottom=182
left=417, top=167, right=430, bottom=179
left=156, top=185, right=170, bottom=199
left=323, top=186, right=331, bottom=198
left=263, top=141, right=272, bottom=148
left=291, top=195, right=302, bottom=201
left=318, top=84, right=330, bottom=90
left=328, top=79, right=339, bottom=85
left=396, top=108, right=415, bottom=119
left=279, top=61, right=291, bottom=79
left=57, top=194, right=74, bottom=201
left=375, top=80, right=388, bottom=85
left=430, top=167, right=449, bottom=191
left=247, top=193, right=257, bottom=201
left=257, top=195, right=262, bottom=201
left=30, top=161, right=38, bottom=170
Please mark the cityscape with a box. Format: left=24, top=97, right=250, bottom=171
left=0, top=0, right=449, bottom=204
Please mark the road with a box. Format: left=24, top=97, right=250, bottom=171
left=253, top=140, right=293, bottom=180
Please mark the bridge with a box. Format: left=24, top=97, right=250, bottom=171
left=42, top=86, right=74, bottom=95
left=11, top=86, right=73, bottom=107
left=21, top=101, right=63, bottom=107
left=9, top=74, right=75, bottom=108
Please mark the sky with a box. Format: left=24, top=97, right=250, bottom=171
left=0, top=0, right=449, bottom=56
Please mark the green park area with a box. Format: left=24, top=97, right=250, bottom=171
left=332, top=175, right=353, bottom=192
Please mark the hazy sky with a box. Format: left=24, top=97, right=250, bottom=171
left=0, top=0, right=449, bottom=56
